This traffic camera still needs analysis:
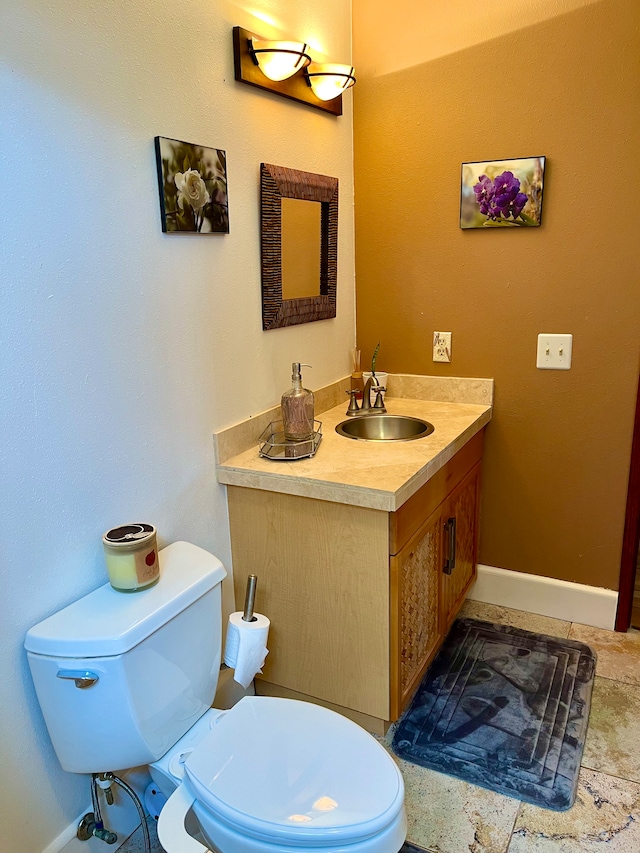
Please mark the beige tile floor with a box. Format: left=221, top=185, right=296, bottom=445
left=120, top=601, right=640, bottom=853
left=381, top=600, right=640, bottom=853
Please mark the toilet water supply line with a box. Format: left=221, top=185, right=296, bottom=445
left=89, top=775, right=116, bottom=844
left=87, top=772, right=151, bottom=853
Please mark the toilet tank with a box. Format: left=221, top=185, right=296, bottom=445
left=25, top=541, right=227, bottom=774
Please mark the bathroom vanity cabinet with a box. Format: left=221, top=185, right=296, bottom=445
left=226, top=429, right=484, bottom=732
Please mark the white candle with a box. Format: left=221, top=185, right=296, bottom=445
left=103, top=524, right=159, bottom=592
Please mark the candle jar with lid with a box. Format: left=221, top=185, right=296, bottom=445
left=102, top=524, right=159, bottom=592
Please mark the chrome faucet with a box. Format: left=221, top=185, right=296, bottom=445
left=345, top=375, right=387, bottom=416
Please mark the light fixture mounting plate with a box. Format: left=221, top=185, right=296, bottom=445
left=232, top=26, right=342, bottom=116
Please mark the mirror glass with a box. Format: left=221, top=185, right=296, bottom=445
left=260, top=163, right=338, bottom=330
left=281, top=198, right=321, bottom=300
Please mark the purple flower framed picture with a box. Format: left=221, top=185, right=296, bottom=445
left=154, top=136, right=229, bottom=234
left=460, top=156, right=545, bottom=229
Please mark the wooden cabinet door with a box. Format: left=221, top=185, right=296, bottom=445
left=390, top=507, right=443, bottom=718
left=440, top=462, right=481, bottom=628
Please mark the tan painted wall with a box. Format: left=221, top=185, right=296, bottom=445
left=353, top=0, right=640, bottom=590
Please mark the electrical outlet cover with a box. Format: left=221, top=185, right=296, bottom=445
left=433, top=332, right=452, bottom=363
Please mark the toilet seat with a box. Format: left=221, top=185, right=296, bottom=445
left=183, top=696, right=405, bottom=848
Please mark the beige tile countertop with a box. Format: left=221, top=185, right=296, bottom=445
left=214, top=374, right=493, bottom=512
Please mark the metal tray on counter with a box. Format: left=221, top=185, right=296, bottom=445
left=258, top=420, right=322, bottom=461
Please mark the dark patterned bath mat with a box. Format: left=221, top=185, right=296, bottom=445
left=392, top=618, right=596, bottom=811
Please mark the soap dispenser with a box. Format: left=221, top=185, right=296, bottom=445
left=281, top=363, right=314, bottom=441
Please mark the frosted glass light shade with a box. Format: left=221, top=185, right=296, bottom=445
left=306, top=63, right=356, bottom=101
left=249, top=39, right=311, bottom=81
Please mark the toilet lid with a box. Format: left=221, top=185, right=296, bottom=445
left=184, top=697, right=404, bottom=846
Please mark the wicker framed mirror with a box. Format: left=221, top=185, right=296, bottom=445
left=260, top=163, right=338, bottom=330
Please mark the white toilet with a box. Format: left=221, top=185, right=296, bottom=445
left=25, top=541, right=406, bottom=853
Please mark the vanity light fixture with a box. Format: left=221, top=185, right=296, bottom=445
left=306, top=63, right=356, bottom=101
left=248, top=39, right=311, bottom=81
left=232, top=26, right=354, bottom=117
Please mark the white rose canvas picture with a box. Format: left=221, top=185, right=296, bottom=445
left=154, top=136, right=229, bottom=233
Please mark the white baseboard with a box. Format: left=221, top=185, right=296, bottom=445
left=469, top=564, right=618, bottom=630
left=42, top=813, right=86, bottom=853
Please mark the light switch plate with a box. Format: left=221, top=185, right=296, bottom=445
left=536, top=334, right=573, bottom=369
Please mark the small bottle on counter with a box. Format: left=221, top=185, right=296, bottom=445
left=350, top=348, right=364, bottom=401
left=281, top=362, right=314, bottom=441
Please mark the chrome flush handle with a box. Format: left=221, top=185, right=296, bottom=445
left=56, top=670, right=100, bottom=689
